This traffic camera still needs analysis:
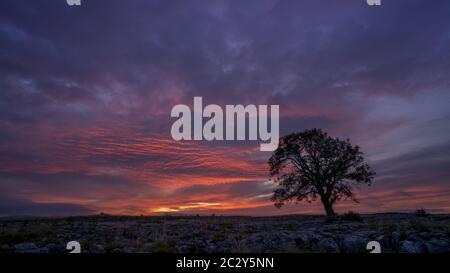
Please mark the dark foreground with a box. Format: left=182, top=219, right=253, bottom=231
left=1, top=213, right=449, bottom=253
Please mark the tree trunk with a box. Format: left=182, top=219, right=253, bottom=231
left=320, top=197, right=335, bottom=217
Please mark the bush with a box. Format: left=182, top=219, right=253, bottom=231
left=415, top=208, right=429, bottom=217
left=324, top=215, right=337, bottom=223
left=104, top=241, right=126, bottom=253
left=211, top=233, right=228, bottom=243
left=0, top=226, right=56, bottom=245
left=340, top=211, right=363, bottom=222
left=122, top=226, right=139, bottom=239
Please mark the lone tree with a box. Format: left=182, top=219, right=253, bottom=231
left=269, top=129, right=375, bottom=217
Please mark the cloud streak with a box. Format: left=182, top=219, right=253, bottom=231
left=0, top=0, right=449, bottom=216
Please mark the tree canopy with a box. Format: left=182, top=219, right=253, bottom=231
left=269, top=129, right=375, bottom=216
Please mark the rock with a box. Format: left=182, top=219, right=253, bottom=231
left=14, top=243, right=38, bottom=253
left=89, top=244, right=105, bottom=253
left=399, top=240, right=428, bottom=253
left=111, top=248, right=124, bottom=253
left=425, top=238, right=450, bottom=253
left=314, top=237, right=340, bottom=253
left=430, top=232, right=447, bottom=239
left=142, top=243, right=154, bottom=252
left=294, top=234, right=310, bottom=249
left=338, top=235, right=366, bottom=253
left=294, top=233, right=339, bottom=252
left=374, top=234, right=384, bottom=241
left=2, top=214, right=450, bottom=254
left=36, top=246, right=50, bottom=253
left=405, top=233, right=420, bottom=241
left=45, top=243, right=67, bottom=253
left=123, top=247, right=136, bottom=253
left=45, top=243, right=58, bottom=252
left=391, top=231, right=402, bottom=246
left=399, top=240, right=418, bottom=253
left=206, top=244, right=217, bottom=252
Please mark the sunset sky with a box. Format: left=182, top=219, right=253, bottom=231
left=1, top=0, right=450, bottom=216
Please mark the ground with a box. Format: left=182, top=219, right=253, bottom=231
left=1, top=213, right=449, bottom=253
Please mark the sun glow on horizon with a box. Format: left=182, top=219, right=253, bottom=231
left=152, top=202, right=222, bottom=213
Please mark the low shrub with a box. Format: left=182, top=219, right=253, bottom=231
left=340, top=211, right=363, bottom=222
left=415, top=208, right=429, bottom=217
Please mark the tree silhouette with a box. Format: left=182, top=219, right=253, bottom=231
left=269, top=129, right=375, bottom=217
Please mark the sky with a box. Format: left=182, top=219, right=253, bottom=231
left=1, top=0, right=450, bottom=217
